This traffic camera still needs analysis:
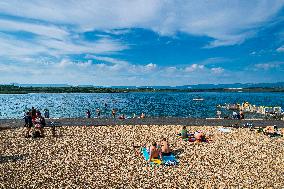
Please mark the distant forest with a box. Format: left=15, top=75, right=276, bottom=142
left=1, top=85, right=284, bottom=94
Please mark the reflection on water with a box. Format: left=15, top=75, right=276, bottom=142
left=0, top=92, right=283, bottom=119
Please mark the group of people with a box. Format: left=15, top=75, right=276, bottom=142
left=179, top=126, right=207, bottom=142
left=232, top=111, right=245, bottom=119
left=217, top=110, right=245, bottom=119
left=146, top=126, right=208, bottom=163
left=86, top=108, right=146, bottom=119
left=23, top=107, right=46, bottom=138
left=147, top=138, right=171, bottom=162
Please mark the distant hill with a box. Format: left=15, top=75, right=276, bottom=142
left=4, top=82, right=284, bottom=89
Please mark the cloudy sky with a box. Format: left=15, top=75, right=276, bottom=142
left=0, top=0, right=284, bottom=86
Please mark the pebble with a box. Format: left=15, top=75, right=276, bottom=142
left=0, top=125, right=283, bottom=188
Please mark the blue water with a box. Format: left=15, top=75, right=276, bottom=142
left=0, top=92, right=283, bottom=119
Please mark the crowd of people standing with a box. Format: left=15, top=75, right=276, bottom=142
left=24, top=107, right=46, bottom=138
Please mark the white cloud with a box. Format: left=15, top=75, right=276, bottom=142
left=144, top=63, right=157, bottom=71
left=254, top=63, right=282, bottom=70
left=85, top=55, right=129, bottom=65
left=0, top=19, right=69, bottom=39
left=0, top=0, right=283, bottom=47
left=211, top=67, right=224, bottom=74
left=185, top=64, right=204, bottom=72
left=0, top=33, right=47, bottom=56
left=276, top=46, right=284, bottom=52
left=0, top=32, right=128, bottom=59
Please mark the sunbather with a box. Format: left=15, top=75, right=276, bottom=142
left=178, top=126, right=189, bottom=139
left=148, top=142, right=161, bottom=162
left=160, top=138, right=171, bottom=156
left=194, top=131, right=206, bottom=142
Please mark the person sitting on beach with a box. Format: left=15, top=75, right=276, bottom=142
left=179, top=126, right=188, bottom=139
left=160, top=138, right=171, bottom=156
left=148, top=142, right=161, bottom=162
left=24, top=111, right=33, bottom=138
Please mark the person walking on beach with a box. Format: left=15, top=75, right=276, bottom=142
left=24, top=111, right=33, bottom=138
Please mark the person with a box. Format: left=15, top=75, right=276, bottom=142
left=194, top=131, right=206, bottom=142
left=112, top=109, right=116, bottom=118
left=148, top=142, right=161, bottom=162
left=119, top=114, right=125, bottom=119
left=96, top=108, right=101, bottom=118
left=31, top=107, right=36, bottom=119
left=140, top=112, right=145, bottom=119
left=216, top=110, right=221, bottom=118
left=160, top=138, right=171, bottom=156
left=239, top=111, right=244, bottom=119
left=33, top=111, right=45, bottom=137
left=44, top=109, right=49, bottom=118
left=180, top=126, right=188, bottom=139
left=24, top=111, right=33, bottom=138
left=86, top=109, right=91, bottom=118
left=232, top=111, right=237, bottom=119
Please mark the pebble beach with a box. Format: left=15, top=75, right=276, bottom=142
left=1, top=124, right=283, bottom=188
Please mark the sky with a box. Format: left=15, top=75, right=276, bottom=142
left=0, top=0, right=284, bottom=86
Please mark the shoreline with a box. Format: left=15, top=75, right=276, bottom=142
left=1, top=117, right=283, bottom=129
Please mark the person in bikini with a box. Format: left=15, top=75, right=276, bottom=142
left=148, top=142, right=161, bottom=162
left=160, top=138, right=171, bottom=156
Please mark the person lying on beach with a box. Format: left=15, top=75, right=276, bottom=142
left=264, top=126, right=282, bottom=137
left=160, top=138, right=171, bottom=156
left=194, top=131, right=206, bottom=142
left=148, top=142, right=162, bottom=162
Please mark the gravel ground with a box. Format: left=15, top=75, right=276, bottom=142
left=0, top=125, right=283, bottom=188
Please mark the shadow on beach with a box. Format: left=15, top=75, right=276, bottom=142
left=171, top=149, right=184, bottom=159
left=0, top=154, right=26, bottom=164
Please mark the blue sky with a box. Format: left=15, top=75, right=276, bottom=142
left=0, top=0, right=284, bottom=86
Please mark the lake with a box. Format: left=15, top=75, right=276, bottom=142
left=0, top=92, right=283, bottom=119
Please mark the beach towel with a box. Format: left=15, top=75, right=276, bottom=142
left=140, top=147, right=178, bottom=166
left=141, top=147, right=162, bottom=165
